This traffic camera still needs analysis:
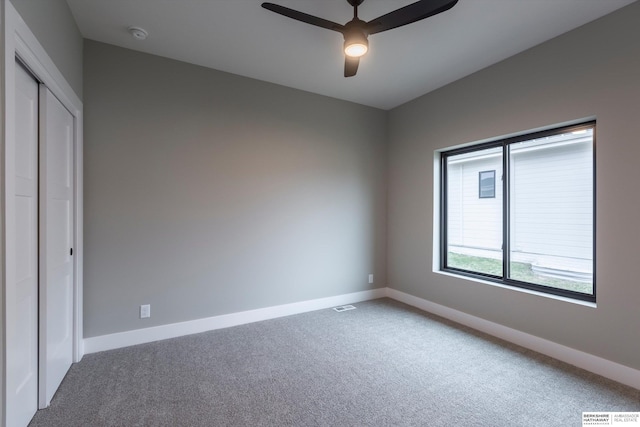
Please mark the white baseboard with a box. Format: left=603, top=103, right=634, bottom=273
left=83, top=288, right=386, bottom=354
left=83, top=285, right=640, bottom=391
left=385, top=287, right=640, bottom=391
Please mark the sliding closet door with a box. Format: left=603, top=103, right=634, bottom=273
left=7, top=61, right=40, bottom=427
left=39, top=86, right=75, bottom=407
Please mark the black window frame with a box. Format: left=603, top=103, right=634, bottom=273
left=440, top=121, right=596, bottom=302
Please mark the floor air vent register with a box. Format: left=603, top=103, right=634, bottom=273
left=333, top=305, right=356, bottom=312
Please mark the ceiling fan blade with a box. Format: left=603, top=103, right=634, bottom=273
left=344, top=56, right=360, bottom=77
left=366, top=0, right=458, bottom=35
left=262, top=3, right=345, bottom=33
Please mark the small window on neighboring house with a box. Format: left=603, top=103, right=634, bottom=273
left=479, top=170, right=495, bottom=198
left=440, top=121, right=595, bottom=302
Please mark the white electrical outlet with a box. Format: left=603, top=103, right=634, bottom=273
left=368, top=274, right=374, bottom=284
left=140, top=304, right=151, bottom=319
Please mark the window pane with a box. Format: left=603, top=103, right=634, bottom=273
left=479, top=170, right=496, bottom=198
left=446, top=147, right=503, bottom=276
left=508, top=128, right=593, bottom=294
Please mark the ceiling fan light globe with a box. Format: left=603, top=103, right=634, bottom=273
left=345, top=42, right=368, bottom=57
left=344, top=29, right=369, bottom=57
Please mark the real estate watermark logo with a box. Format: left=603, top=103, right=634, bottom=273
left=583, top=412, right=640, bottom=426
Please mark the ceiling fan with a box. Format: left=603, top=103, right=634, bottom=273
left=261, top=0, right=459, bottom=77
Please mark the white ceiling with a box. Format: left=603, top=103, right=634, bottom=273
left=66, top=0, right=636, bottom=110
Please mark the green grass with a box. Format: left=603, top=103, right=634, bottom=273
left=447, top=252, right=592, bottom=294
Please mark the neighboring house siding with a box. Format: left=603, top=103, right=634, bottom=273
left=447, top=140, right=592, bottom=276
left=448, top=156, right=503, bottom=253
left=510, top=142, right=593, bottom=274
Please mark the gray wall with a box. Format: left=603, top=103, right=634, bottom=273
left=387, top=1, right=640, bottom=370
left=83, top=40, right=387, bottom=337
left=10, top=0, right=83, bottom=99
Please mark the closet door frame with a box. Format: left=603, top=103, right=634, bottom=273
left=2, top=1, right=84, bottom=420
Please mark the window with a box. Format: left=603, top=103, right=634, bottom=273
left=479, top=170, right=496, bottom=198
left=441, top=122, right=595, bottom=301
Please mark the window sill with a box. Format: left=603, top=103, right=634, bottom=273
left=433, top=269, right=597, bottom=308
